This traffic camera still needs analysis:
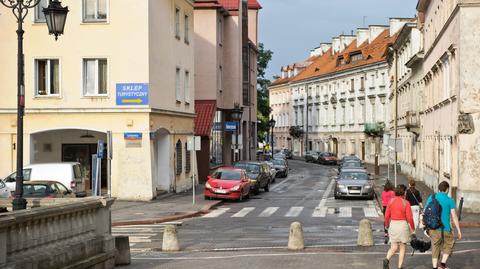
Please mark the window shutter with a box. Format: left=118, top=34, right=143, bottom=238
left=176, top=140, right=183, bottom=175
left=185, top=142, right=191, bottom=174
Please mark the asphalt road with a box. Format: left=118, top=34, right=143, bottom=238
left=117, top=160, right=480, bottom=268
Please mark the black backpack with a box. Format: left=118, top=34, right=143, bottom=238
left=423, top=193, right=443, bottom=230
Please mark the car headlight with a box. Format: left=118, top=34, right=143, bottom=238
left=230, top=185, right=241, bottom=191
left=205, top=182, right=212, bottom=189
left=338, top=184, right=346, bottom=189
left=249, top=179, right=257, bottom=184
left=364, top=185, right=372, bottom=189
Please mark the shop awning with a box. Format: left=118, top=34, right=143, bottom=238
left=194, top=100, right=217, bottom=137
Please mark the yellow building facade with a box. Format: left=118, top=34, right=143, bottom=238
left=0, top=0, right=196, bottom=200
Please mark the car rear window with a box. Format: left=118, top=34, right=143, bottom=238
left=273, top=159, right=285, bottom=165
left=234, top=163, right=260, bottom=173
left=212, top=170, right=241, bottom=180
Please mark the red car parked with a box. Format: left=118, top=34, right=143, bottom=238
left=204, top=168, right=251, bottom=201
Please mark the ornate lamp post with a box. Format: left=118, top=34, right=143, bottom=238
left=269, top=117, right=276, bottom=159
left=231, top=105, right=243, bottom=162
left=0, top=0, right=69, bottom=210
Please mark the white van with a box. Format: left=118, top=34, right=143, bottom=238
left=3, top=163, right=86, bottom=197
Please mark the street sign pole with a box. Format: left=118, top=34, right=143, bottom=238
left=188, top=136, right=201, bottom=205
left=107, top=131, right=112, bottom=198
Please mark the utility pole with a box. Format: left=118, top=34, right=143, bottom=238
left=305, top=84, right=310, bottom=153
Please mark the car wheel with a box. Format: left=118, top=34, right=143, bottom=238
left=272, top=177, right=276, bottom=183
left=334, top=192, right=339, bottom=200
left=264, top=183, right=270, bottom=192
left=253, top=187, right=260, bottom=195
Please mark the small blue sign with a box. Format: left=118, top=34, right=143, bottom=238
left=225, top=122, right=238, bottom=132
left=116, top=83, right=149, bottom=105
left=97, top=140, right=105, bottom=159
left=124, top=133, right=143, bottom=140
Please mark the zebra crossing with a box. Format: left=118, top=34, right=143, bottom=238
left=111, top=222, right=182, bottom=249
left=201, top=206, right=382, bottom=219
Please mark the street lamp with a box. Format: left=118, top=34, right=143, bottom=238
left=269, top=117, right=276, bottom=158
left=231, top=105, right=243, bottom=162
left=0, top=0, right=69, bottom=210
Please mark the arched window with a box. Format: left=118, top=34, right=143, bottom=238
left=176, top=140, right=182, bottom=175
left=185, top=142, right=191, bottom=174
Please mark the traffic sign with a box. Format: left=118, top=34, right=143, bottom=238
left=225, top=122, right=238, bottom=132
left=97, top=140, right=104, bottom=159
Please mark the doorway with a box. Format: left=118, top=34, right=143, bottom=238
left=62, top=144, right=107, bottom=189
left=156, top=132, right=172, bottom=192
left=361, top=141, right=366, bottom=161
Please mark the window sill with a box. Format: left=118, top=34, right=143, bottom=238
left=81, top=20, right=109, bottom=25
left=82, top=95, right=109, bottom=99
left=33, top=95, right=62, bottom=99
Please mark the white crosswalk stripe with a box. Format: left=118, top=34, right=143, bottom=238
left=285, top=207, right=304, bottom=217
left=231, top=207, right=255, bottom=218
left=112, top=223, right=178, bottom=247
left=202, top=207, right=230, bottom=218
left=339, top=207, right=352, bottom=218
left=258, top=207, right=279, bottom=217
left=312, top=207, right=327, bottom=217
left=363, top=207, right=380, bottom=218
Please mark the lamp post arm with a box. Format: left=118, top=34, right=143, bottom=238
left=0, top=0, right=42, bottom=21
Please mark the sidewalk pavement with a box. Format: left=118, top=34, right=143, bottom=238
left=111, top=184, right=222, bottom=226
left=367, top=164, right=480, bottom=228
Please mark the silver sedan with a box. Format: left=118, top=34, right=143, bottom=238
left=334, top=169, right=374, bottom=200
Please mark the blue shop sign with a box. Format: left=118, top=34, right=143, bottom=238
left=116, top=83, right=149, bottom=105
left=124, top=133, right=143, bottom=140
left=225, top=122, right=238, bottom=132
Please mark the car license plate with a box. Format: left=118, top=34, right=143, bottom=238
left=214, top=189, right=228, bottom=194
left=349, top=190, right=361, bottom=194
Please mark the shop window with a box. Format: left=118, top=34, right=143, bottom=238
left=176, top=140, right=182, bottom=175
left=185, top=142, right=191, bottom=174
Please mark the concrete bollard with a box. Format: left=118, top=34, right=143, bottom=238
left=288, top=222, right=305, bottom=250
left=162, top=224, right=180, bottom=251
left=114, top=236, right=131, bottom=265
left=357, top=219, right=374, bottom=247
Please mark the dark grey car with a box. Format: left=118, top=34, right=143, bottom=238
left=272, top=158, right=288, bottom=178
left=334, top=169, right=374, bottom=200
left=234, top=161, right=271, bottom=194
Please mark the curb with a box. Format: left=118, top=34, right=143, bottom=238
left=460, top=221, right=480, bottom=228
left=111, top=200, right=223, bottom=227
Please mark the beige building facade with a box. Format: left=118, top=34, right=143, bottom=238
left=412, top=0, right=480, bottom=212
left=0, top=0, right=196, bottom=200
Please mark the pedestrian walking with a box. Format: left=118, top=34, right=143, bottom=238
left=382, top=181, right=396, bottom=244
left=383, top=184, right=415, bottom=269
left=406, top=178, right=423, bottom=229
left=424, top=181, right=462, bottom=269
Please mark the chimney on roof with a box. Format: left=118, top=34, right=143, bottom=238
left=332, top=37, right=341, bottom=55
left=356, top=28, right=369, bottom=45
left=368, top=25, right=389, bottom=43
left=339, top=35, right=356, bottom=51
left=320, top=43, right=332, bottom=54
left=310, top=47, right=323, bottom=57
left=389, top=18, right=416, bottom=35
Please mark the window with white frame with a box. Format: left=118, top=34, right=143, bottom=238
left=175, top=67, right=182, bottom=102
left=83, top=59, right=107, bottom=96
left=35, top=59, right=60, bottom=96
left=184, top=15, right=190, bottom=44
left=175, top=7, right=181, bottom=39
left=83, top=0, right=107, bottom=22
left=34, top=0, right=48, bottom=22
left=184, top=70, right=190, bottom=103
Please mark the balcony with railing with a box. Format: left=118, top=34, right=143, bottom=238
left=364, top=122, right=385, bottom=137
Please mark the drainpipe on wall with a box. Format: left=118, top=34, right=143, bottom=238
left=394, top=50, right=399, bottom=187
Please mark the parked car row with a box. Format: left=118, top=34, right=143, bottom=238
left=334, top=155, right=374, bottom=200
left=305, top=151, right=338, bottom=165
left=1, top=162, right=87, bottom=199
left=204, top=156, right=289, bottom=201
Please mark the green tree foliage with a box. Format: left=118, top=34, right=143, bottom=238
left=257, top=43, right=273, bottom=143
left=289, top=126, right=305, bottom=139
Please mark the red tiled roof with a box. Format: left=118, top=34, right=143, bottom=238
left=194, top=100, right=217, bottom=136
left=218, top=0, right=262, bottom=10
left=292, top=29, right=398, bottom=82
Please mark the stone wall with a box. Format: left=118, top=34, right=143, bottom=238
left=0, top=197, right=115, bottom=269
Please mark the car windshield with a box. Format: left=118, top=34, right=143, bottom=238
left=273, top=159, right=285, bottom=165
left=340, top=172, right=368, bottom=181
left=321, top=153, right=333, bottom=157
left=234, top=163, right=260, bottom=173
left=343, top=162, right=361, bottom=167
left=211, top=170, right=241, bottom=180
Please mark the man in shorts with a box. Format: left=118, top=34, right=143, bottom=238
left=424, top=181, right=462, bottom=269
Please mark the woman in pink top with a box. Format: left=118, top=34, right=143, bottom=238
left=382, top=181, right=395, bottom=213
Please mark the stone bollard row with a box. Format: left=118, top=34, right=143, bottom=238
left=357, top=218, right=374, bottom=247
left=288, top=222, right=305, bottom=250
left=162, top=224, right=180, bottom=251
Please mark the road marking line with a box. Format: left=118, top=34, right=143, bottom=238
left=285, top=207, right=303, bottom=217
left=339, top=207, right=352, bottom=218
left=318, top=178, right=336, bottom=208
left=202, top=208, right=230, bottom=218
left=312, top=207, right=327, bottom=217
left=363, top=207, right=379, bottom=218
left=327, top=208, right=335, bottom=215
left=112, top=233, right=156, bottom=237
left=258, top=207, right=279, bottom=217
left=128, top=237, right=153, bottom=243
left=231, top=207, right=255, bottom=218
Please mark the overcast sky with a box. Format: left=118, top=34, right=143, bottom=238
left=258, top=0, right=419, bottom=80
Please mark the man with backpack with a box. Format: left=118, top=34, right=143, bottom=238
left=423, top=181, right=462, bottom=269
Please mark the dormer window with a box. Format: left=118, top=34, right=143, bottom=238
left=350, top=52, right=363, bottom=62
left=337, top=56, right=346, bottom=66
